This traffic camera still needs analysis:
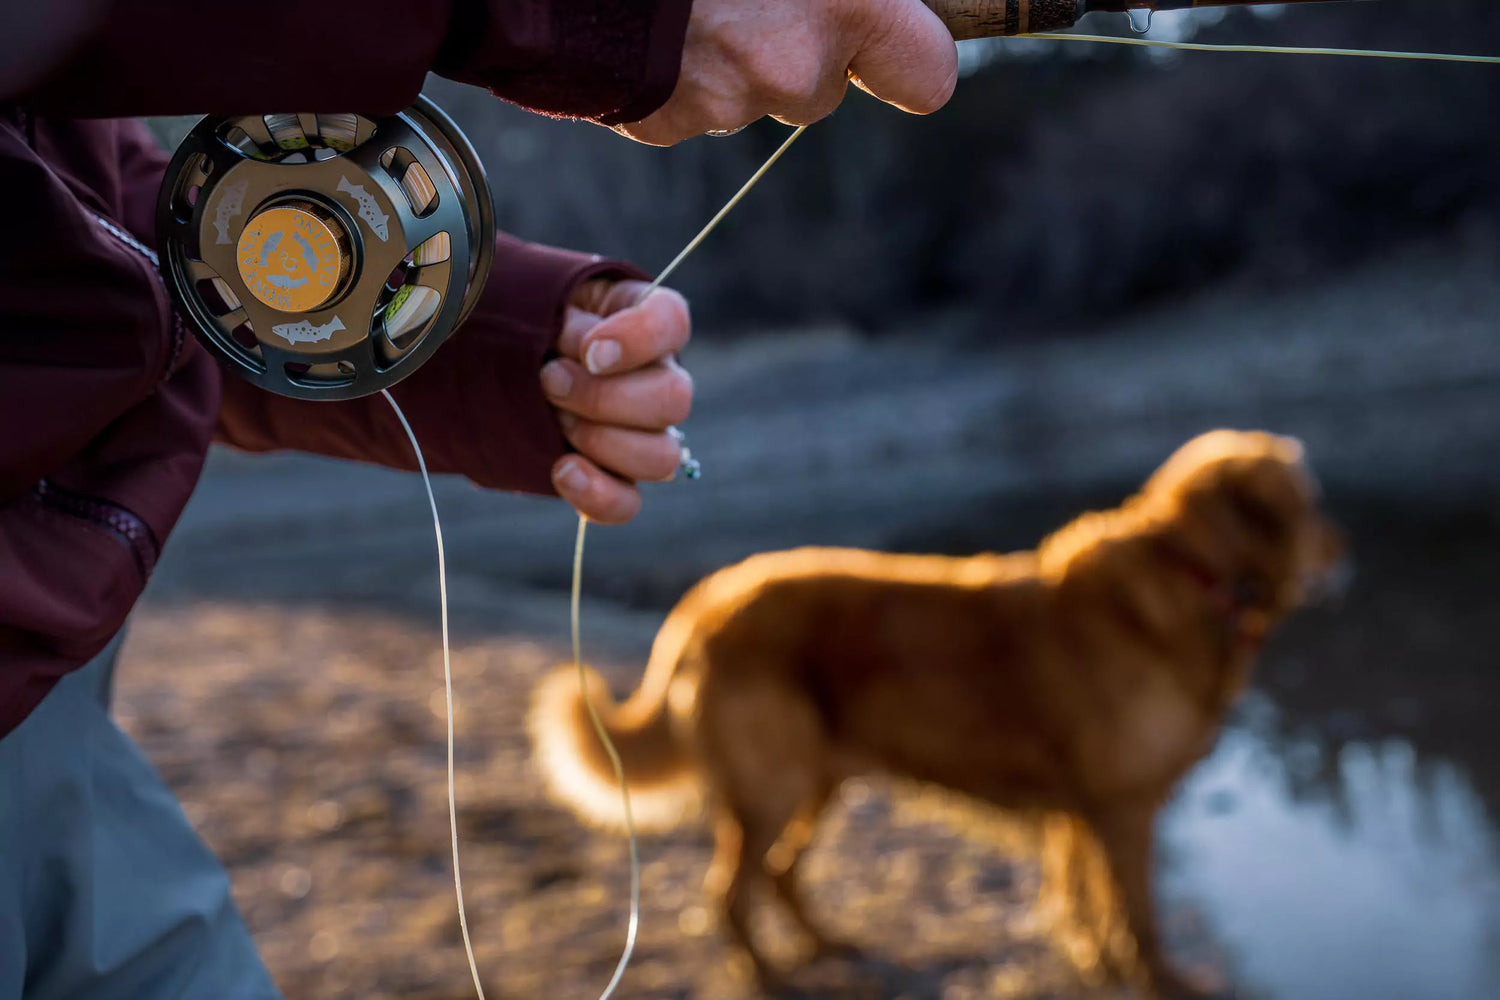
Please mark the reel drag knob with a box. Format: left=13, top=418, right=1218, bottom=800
left=234, top=200, right=353, bottom=314
left=156, top=97, right=495, bottom=401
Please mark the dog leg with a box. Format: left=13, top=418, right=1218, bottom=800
left=1090, top=801, right=1214, bottom=1000
left=707, top=805, right=787, bottom=991
left=700, top=679, right=834, bottom=990
left=1040, top=811, right=1120, bottom=984
left=765, top=785, right=859, bottom=961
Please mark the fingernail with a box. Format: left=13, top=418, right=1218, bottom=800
left=554, top=459, right=587, bottom=494
left=540, top=361, right=573, bottom=398
left=585, top=339, right=622, bottom=375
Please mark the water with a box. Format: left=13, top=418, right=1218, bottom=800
left=1150, top=497, right=1500, bottom=1000
left=1167, top=721, right=1500, bottom=1000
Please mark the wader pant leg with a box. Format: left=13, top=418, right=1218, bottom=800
left=0, top=630, right=283, bottom=1000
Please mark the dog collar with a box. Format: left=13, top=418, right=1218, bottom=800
left=1152, top=539, right=1269, bottom=652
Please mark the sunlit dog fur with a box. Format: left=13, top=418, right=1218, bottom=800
left=528, top=430, right=1345, bottom=997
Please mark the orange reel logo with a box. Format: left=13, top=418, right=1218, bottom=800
left=236, top=205, right=348, bottom=313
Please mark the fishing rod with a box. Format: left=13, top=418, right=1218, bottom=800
left=928, top=0, right=1362, bottom=41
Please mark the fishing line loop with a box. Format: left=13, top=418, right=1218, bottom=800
left=1126, top=8, right=1153, bottom=34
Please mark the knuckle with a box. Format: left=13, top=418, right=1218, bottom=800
left=574, top=375, right=608, bottom=418
left=746, top=39, right=824, bottom=110
left=765, top=67, right=824, bottom=112
left=695, top=92, right=752, bottom=136
left=780, top=74, right=849, bottom=126
left=658, top=288, right=691, bottom=334
left=651, top=298, right=692, bottom=352
left=917, top=64, right=958, bottom=114
left=646, top=440, right=681, bottom=482
left=660, top=377, right=694, bottom=425
left=598, top=489, right=641, bottom=526
left=567, top=419, right=600, bottom=456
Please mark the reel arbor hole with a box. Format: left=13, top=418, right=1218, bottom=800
left=193, top=276, right=241, bottom=314
left=375, top=234, right=451, bottom=353
left=168, top=153, right=212, bottom=223
left=229, top=323, right=258, bottom=353
left=380, top=147, right=440, bottom=218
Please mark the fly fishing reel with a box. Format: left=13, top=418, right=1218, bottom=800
left=156, top=97, right=494, bottom=400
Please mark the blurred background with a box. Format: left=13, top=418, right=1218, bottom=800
left=130, top=1, right=1500, bottom=997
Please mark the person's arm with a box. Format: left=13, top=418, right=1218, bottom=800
left=4, top=0, right=961, bottom=144
left=118, top=120, right=688, bottom=516
left=214, top=234, right=646, bottom=497
left=2, top=0, right=691, bottom=124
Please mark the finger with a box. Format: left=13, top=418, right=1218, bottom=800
left=569, top=278, right=660, bottom=316
left=555, top=305, right=604, bottom=361
left=577, top=288, right=691, bottom=376
left=540, top=357, right=693, bottom=430
left=848, top=0, right=958, bottom=115
left=610, top=117, right=688, bottom=148
left=767, top=71, right=850, bottom=128
left=552, top=454, right=643, bottom=525
left=567, top=277, right=622, bottom=315
left=608, top=44, right=755, bottom=146
left=559, top=413, right=682, bottom=483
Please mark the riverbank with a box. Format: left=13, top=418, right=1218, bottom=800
left=121, top=232, right=1500, bottom=998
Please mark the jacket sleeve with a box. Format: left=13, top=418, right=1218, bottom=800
left=2, top=0, right=691, bottom=124
left=111, top=121, right=651, bottom=497
left=214, top=235, right=649, bottom=497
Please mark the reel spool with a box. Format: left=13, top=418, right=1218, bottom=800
left=156, top=96, right=494, bottom=400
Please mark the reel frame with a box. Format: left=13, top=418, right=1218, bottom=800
left=156, top=96, right=495, bottom=401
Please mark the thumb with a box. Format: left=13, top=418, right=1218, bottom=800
left=847, top=0, right=959, bottom=115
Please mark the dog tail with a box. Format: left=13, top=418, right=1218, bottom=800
left=527, top=636, right=701, bottom=833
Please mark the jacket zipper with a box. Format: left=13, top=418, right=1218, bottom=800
left=33, top=479, right=161, bottom=581
left=62, top=218, right=174, bottom=578
left=94, top=213, right=186, bottom=381
left=8, top=115, right=171, bottom=583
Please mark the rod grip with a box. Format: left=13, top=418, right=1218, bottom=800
left=924, top=0, right=1082, bottom=40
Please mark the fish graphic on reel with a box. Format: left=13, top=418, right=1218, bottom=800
left=156, top=97, right=494, bottom=400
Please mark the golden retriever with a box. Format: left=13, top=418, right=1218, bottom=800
left=528, top=429, right=1345, bottom=997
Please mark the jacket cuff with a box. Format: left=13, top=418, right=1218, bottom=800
left=598, top=0, right=693, bottom=126
left=437, top=0, right=692, bottom=123
left=215, top=234, right=647, bottom=498
left=398, top=232, right=648, bottom=496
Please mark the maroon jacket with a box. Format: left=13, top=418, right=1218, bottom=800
left=0, top=0, right=692, bottom=737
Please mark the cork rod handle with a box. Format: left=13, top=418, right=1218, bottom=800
left=924, top=0, right=1084, bottom=41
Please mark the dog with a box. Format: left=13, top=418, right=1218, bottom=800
left=528, top=429, right=1345, bottom=997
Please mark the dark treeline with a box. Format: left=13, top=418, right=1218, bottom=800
left=423, top=0, right=1500, bottom=336
left=144, top=0, right=1499, bottom=337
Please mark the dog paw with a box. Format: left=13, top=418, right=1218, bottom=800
left=752, top=968, right=797, bottom=998
left=735, top=955, right=791, bottom=997
left=809, top=936, right=863, bottom=963
left=1152, top=963, right=1232, bottom=1000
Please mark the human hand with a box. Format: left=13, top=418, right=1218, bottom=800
left=612, top=0, right=958, bottom=146
left=540, top=279, right=693, bottom=524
